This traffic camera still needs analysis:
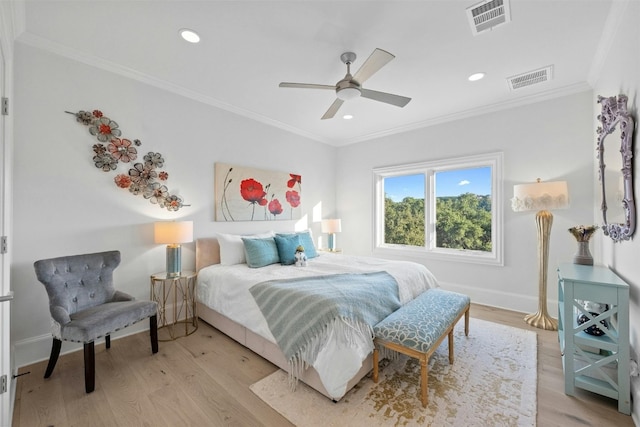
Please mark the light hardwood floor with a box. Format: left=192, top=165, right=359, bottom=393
left=12, top=304, right=636, bottom=426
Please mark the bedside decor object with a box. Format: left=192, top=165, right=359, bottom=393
left=568, top=225, right=597, bottom=265
left=512, top=179, right=569, bottom=330
left=596, top=94, right=635, bottom=242
left=215, top=163, right=302, bottom=221
left=321, top=218, right=342, bottom=251
left=66, top=109, right=187, bottom=211
left=154, top=221, right=193, bottom=277
left=294, top=245, right=307, bottom=267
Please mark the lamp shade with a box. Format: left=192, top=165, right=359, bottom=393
left=321, top=219, right=342, bottom=234
left=511, top=180, right=569, bottom=212
left=154, top=221, right=194, bottom=244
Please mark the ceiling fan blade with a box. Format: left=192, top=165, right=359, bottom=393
left=360, top=88, right=411, bottom=107
left=279, top=82, right=336, bottom=90
left=352, top=48, right=395, bottom=84
left=321, top=98, right=344, bottom=120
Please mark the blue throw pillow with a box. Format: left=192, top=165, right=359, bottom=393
left=276, top=231, right=318, bottom=258
left=241, top=237, right=280, bottom=268
left=274, top=234, right=301, bottom=265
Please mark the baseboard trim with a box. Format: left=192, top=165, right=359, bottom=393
left=13, top=321, right=150, bottom=369
left=13, top=300, right=190, bottom=369
left=438, top=280, right=555, bottom=315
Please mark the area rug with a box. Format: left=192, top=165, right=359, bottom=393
left=250, top=318, right=537, bottom=426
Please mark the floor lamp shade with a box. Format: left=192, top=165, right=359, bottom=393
left=321, top=219, right=342, bottom=251
left=511, top=180, right=569, bottom=330
left=512, top=180, right=569, bottom=212
left=154, top=221, right=193, bottom=277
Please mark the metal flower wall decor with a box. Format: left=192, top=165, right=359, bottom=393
left=66, top=109, right=187, bottom=211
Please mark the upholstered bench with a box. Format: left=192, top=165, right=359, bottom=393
left=372, top=288, right=470, bottom=407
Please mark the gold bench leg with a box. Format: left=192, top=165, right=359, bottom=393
left=375, top=299, right=470, bottom=409
left=420, top=356, right=428, bottom=407
left=373, top=347, right=379, bottom=383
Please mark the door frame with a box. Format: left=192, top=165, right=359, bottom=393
left=0, top=2, right=16, bottom=425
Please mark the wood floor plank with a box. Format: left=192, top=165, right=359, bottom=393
left=14, top=361, right=70, bottom=427
left=148, top=331, right=276, bottom=426
left=12, top=304, right=636, bottom=426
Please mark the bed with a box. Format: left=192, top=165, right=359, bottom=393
left=195, top=234, right=439, bottom=400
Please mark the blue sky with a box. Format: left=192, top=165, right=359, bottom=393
left=385, top=167, right=492, bottom=201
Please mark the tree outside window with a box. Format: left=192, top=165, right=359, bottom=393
left=374, top=153, right=503, bottom=265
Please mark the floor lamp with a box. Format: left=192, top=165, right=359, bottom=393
left=512, top=179, right=569, bottom=331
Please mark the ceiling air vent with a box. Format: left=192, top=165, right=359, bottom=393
left=466, top=0, right=511, bottom=35
left=507, top=66, right=553, bottom=91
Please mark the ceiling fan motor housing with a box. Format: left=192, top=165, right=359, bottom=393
left=336, top=79, right=361, bottom=100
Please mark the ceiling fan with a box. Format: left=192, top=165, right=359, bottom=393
left=279, top=48, right=411, bottom=120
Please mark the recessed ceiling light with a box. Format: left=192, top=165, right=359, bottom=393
left=179, top=29, right=200, bottom=43
left=468, top=72, right=485, bottom=82
left=343, top=114, right=354, bottom=120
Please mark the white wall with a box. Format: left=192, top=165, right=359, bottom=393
left=592, top=0, right=640, bottom=423
left=11, top=43, right=337, bottom=366
left=335, top=90, right=595, bottom=313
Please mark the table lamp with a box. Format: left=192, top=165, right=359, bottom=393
left=512, top=179, right=569, bottom=330
left=321, top=219, right=342, bottom=252
left=154, top=221, right=193, bottom=277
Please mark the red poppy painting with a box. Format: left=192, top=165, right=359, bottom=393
left=215, top=163, right=302, bottom=221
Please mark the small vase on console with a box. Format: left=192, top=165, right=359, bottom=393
left=574, top=241, right=593, bottom=265
left=568, top=225, right=598, bottom=265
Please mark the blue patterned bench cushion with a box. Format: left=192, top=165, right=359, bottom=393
left=374, top=288, right=470, bottom=353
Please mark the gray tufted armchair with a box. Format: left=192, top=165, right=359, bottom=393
left=34, top=250, right=158, bottom=393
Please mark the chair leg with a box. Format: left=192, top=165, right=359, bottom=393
left=84, top=342, right=95, bottom=393
left=44, top=338, right=62, bottom=379
left=105, top=334, right=111, bottom=349
left=150, top=314, right=159, bottom=354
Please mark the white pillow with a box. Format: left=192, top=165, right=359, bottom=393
left=217, top=231, right=275, bottom=265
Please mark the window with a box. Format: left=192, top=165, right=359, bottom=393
left=373, top=152, right=503, bottom=265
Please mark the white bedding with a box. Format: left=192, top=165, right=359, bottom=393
left=196, top=252, right=439, bottom=398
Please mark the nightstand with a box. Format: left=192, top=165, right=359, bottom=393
left=319, top=248, right=342, bottom=254
left=150, top=271, right=198, bottom=341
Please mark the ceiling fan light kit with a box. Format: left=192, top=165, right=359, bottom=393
left=336, top=86, right=361, bottom=101
left=279, top=48, right=411, bottom=120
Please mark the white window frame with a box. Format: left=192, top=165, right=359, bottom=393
left=373, top=152, right=503, bottom=266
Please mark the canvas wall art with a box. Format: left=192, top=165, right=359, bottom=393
left=215, top=163, right=302, bottom=221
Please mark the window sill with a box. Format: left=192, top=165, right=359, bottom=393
left=373, top=245, right=503, bottom=266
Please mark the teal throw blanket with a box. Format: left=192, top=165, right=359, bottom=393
left=250, top=271, right=401, bottom=382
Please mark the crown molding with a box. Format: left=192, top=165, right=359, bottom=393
left=587, top=0, right=628, bottom=86
left=340, top=82, right=593, bottom=146
left=16, top=32, right=332, bottom=146
left=15, top=29, right=594, bottom=149
left=0, top=0, right=26, bottom=56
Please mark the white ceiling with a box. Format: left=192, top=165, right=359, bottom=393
left=16, top=0, right=616, bottom=146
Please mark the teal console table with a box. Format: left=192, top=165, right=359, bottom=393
left=557, top=263, right=630, bottom=414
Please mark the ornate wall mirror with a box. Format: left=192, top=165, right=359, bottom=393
left=597, top=94, right=636, bottom=242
